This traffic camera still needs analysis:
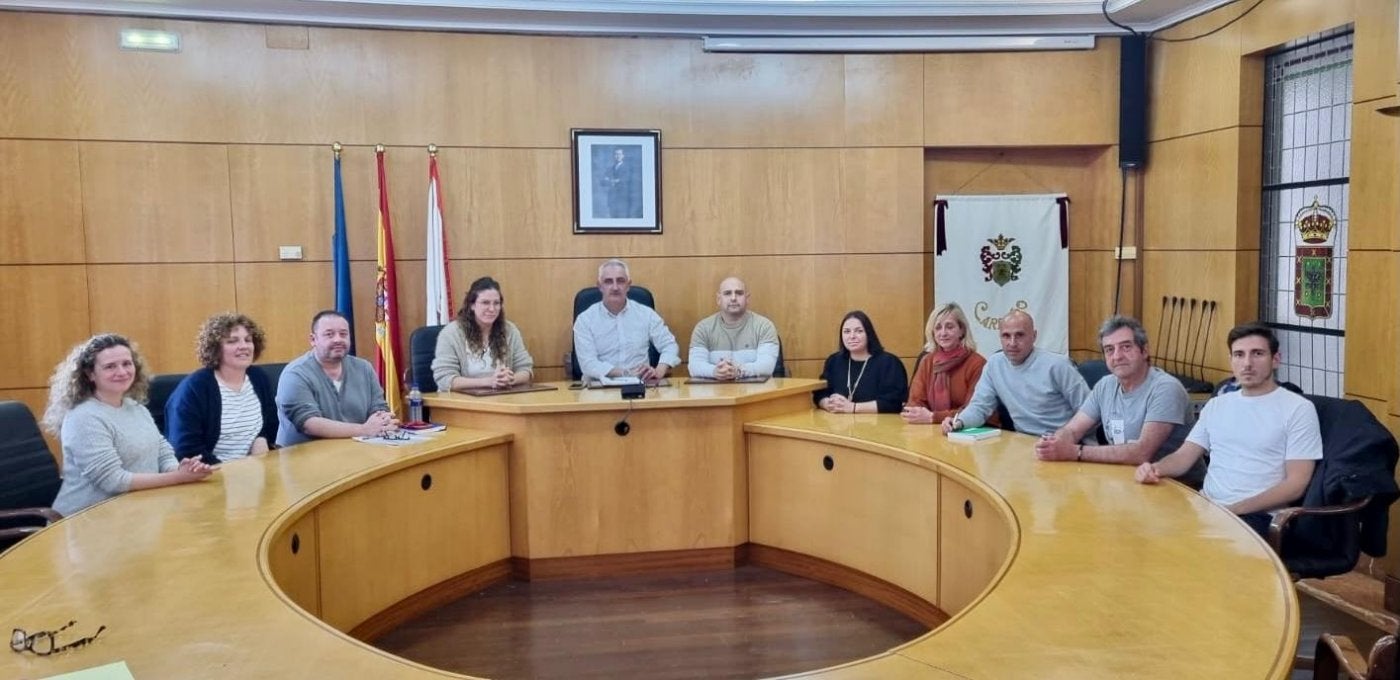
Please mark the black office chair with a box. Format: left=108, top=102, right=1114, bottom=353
left=1076, top=359, right=1110, bottom=389
left=772, top=335, right=787, bottom=379
left=1268, top=395, right=1400, bottom=580
left=407, top=325, right=445, bottom=391
left=254, top=362, right=287, bottom=396
left=147, top=373, right=186, bottom=435
left=0, top=401, right=62, bottom=552
left=569, top=285, right=660, bottom=381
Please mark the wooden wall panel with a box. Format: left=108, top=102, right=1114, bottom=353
left=1069, top=251, right=1134, bottom=354
left=923, top=43, right=1119, bottom=147
left=1238, top=0, right=1358, bottom=56
left=1344, top=250, right=1394, bottom=402
left=924, top=146, right=1121, bottom=251
left=234, top=263, right=332, bottom=365
left=0, top=266, right=91, bottom=390
left=1149, top=22, right=1247, bottom=141
left=841, top=55, right=925, bottom=147
left=438, top=147, right=924, bottom=260
left=80, top=142, right=234, bottom=263
left=0, top=140, right=84, bottom=264
left=1143, top=128, right=1261, bottom=251
left=229, top=145, right=337, bottom=263
left=1350, top=98, right=1400, bottom=251
left=0, top=14, right=921, bottom=149
left=1355, top=0, right=1400, bottom=102
left=87, top=264, right=238, bottom=374
left=1141, top=251, right=1253, bottom=376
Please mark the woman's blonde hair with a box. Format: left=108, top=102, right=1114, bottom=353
left=42, top=333, right=151, bottom=435
left=923, top=303, right=976, bottom=353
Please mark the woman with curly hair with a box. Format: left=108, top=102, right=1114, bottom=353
left=431, top=276, right=534, bottom=391
left=43, top=333, right=214, bottom=516
left=166, top=313, right=279, bottom=464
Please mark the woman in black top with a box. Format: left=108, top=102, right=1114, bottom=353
left=814, top=310, right=908, bottom=414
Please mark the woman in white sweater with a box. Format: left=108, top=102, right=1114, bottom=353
left=42, top=334, right=214, bottom=516
left=431, top=277, right=534, bottom=392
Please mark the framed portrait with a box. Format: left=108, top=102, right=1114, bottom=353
left=571, top=128, right=662, bottom=234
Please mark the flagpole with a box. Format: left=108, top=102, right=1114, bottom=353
left=425, top=143, right=453, bottom=326
left=374, top=144, right=405, bottom=418
left=331, top=141, right=356, bottom=355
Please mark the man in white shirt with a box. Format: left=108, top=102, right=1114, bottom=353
left=572, top=258, right=681, bottom=383
left=688, top=276, right=780, bottom=380
left=1135, top=323, right=1322, bottom=536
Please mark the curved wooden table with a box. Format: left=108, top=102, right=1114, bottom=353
left=0, top=385, right=1298, bottom=679
left=747, top=411, right=1299, bottom=679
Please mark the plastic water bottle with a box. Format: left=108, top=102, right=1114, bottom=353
left=408, top=383, right=423, bottom=424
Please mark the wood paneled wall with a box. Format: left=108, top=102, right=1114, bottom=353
left=1144, top=0, right=1397, bottom=387
left=0, top=10, right=1122, bottom=417
left=1144, top=0, right=1400, bottom=583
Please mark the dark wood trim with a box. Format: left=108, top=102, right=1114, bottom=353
left=349, top=559, right=512, bottom=643
left=511, top=547, right=741, bottom=581
left=746, top=543, right=948, bottom=629
left=1385, top=574, right=1400, bottom=615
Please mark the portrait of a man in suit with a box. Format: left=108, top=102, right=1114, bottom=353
left=597, top=145, right=642, bottom=219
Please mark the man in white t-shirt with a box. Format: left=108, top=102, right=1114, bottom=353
left=1134, top=323, right=1322, bottom=536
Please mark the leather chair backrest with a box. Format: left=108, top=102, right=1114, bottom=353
left=570, top=286, right=659, bottom=381
left=147, top=373, right=186, bottom=436
left=0, top=401, right=60, bottom=512
left=1283, top=395, right=1400, bottom=579
left=1076, top=359, right=1110, bottom=389
left=254, top=362, right=287, bottom=396
left=408, top=325, right=445, bottom=391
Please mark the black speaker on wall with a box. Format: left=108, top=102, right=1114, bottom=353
left=1119, top=34, right=1148, bottom=168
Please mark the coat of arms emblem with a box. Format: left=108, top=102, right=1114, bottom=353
left=1292, top=197, right=1337, bottom=319
left=980, top=233, right=1022, bottom=287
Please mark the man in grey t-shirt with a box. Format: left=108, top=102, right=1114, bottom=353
left=1035, top=315, right=1205, bottom=488
left=275, top=310, right=396, bottom=448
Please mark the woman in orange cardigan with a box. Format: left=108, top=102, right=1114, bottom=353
left=901, top=303, right=995, bottom=426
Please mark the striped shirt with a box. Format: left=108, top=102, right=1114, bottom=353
left=213, top=378, right=263, bottom=461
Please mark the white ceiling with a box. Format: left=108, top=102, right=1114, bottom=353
left=0, top=0, right=1238, bottom=38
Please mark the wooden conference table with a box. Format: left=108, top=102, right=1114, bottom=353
left=0, top=379, right=1297, bottom=679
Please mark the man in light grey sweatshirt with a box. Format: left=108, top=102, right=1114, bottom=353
left=941, top=310, right=1089, bottom=438
left=276, top=310, right=395, bottom=448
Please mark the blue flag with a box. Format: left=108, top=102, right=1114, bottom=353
left=332, top=151, right=356, bottom=354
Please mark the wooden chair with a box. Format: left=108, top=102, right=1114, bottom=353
left=1313, top=630, right=1397, bottom=679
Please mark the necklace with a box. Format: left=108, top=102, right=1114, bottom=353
left=846, top=357, right=870, bottom=398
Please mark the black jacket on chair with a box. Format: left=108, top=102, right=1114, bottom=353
left=1282, top=396, right=1400, bottom=579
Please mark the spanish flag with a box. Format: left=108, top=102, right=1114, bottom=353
left=374, top=145, right=405, bottom=418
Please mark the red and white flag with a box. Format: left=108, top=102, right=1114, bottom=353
left=425, top=147, right=453, bottom=326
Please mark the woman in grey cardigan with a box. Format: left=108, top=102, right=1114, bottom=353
left=42, top=334, right=214, bottom=516
left=431, top=276, right=534, bottom=392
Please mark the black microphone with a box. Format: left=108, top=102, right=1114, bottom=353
left=615, top=399, right=634, bottom=436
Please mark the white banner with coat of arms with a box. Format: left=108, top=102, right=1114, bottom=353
left=934, top=193, right=1070, bottom=356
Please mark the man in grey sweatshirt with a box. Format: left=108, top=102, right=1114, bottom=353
left=941, top=310, right=1089, bottom=438
left=275, top=311, right=395, bottom=448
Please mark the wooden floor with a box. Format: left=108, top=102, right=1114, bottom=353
left=373, top=565, right=929, bottom=680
